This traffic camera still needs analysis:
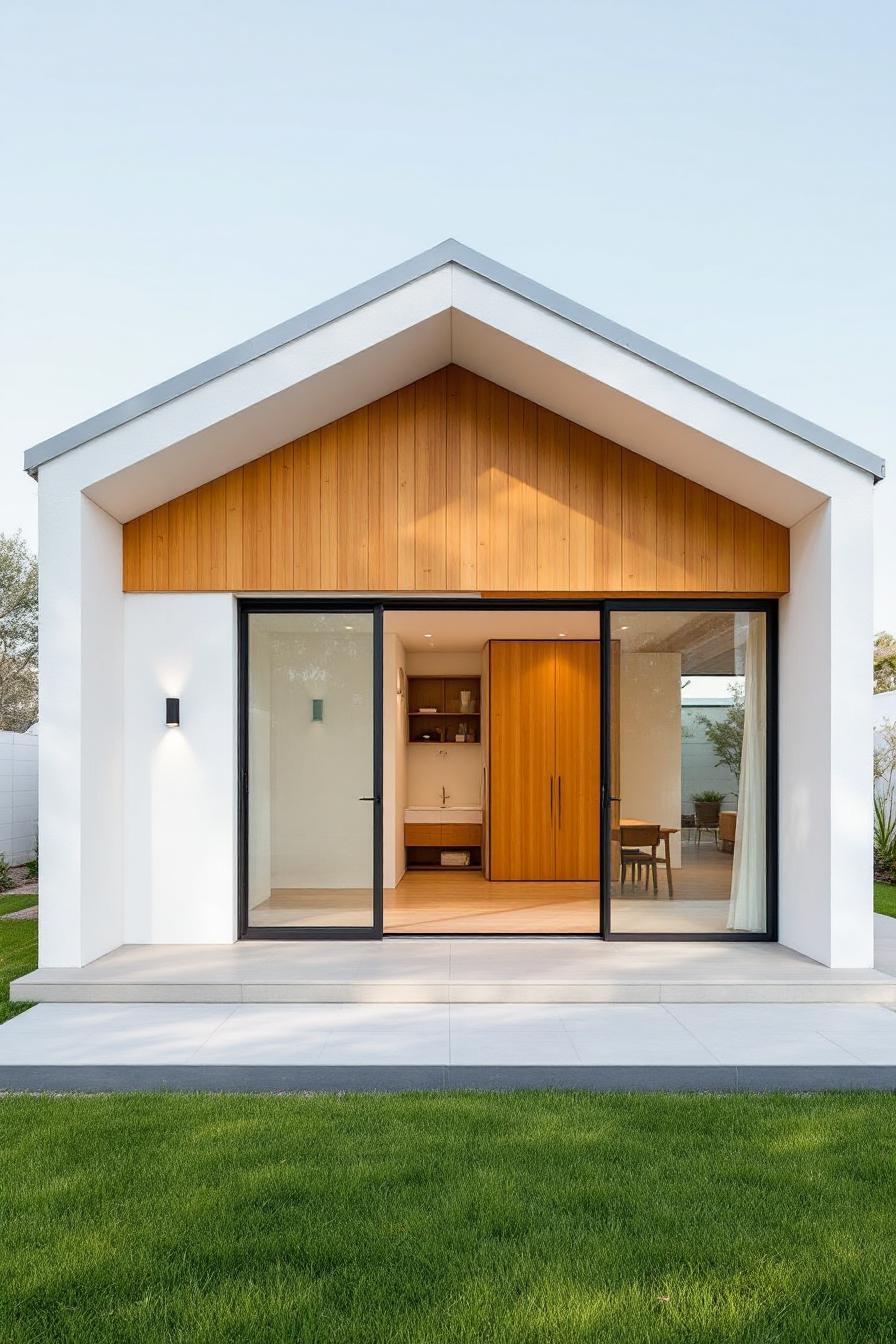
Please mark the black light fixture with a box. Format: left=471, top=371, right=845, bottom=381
left=165, top=697, right=180, bottom=727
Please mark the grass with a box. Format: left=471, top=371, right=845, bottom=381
left=0, top=890, right=37, bottom=1024
left=874, top=881, right=896, bottom=919
left=0, top=892, right=894, bottom=1340
left=1, top=1090, right=896, bottom=1342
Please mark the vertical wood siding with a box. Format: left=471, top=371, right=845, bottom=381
left=123, top=364, right=790, bottom=594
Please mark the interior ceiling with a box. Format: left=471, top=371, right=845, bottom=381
left=384, top=609, right=599, bottom=651
left=615, top=611, right=746, bottom=676
left=251, top=607, right=749, bottom=672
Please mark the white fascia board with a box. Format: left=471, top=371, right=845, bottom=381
left=58, top=268, right=453, bottom=510
left=451, top=269, right=860, bottom=519
left=39, top=254, right=871, bottom=528
left=26, top=238, right=883, bottom=484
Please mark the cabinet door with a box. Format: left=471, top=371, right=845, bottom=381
left=554, top=641, right=600, bottom=880
left=489, top=642, right=556, bottom=880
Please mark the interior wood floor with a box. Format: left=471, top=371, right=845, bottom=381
left=613, top=840, right=734, bottom=901
left=252, top=890, right=374, bottom=928
left=387, top=872, right=600, bottom=934
left=249, top=843, right=738, bottom=934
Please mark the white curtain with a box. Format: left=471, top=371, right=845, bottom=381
left=728, top=614, right=766, bottom=931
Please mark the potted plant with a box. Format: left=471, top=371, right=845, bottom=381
left=692, top=789, right=726, bottom=827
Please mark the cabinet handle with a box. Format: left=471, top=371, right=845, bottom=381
left=558, top=775, right=562, bottom=827
left=549, top=775, right=554, bottom=818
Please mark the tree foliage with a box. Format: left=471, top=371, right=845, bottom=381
left=0, top=533, right=38, bottom=732
left=874, top=632, right=896, bottom=694
left=695, top=683, right=745, bottom=785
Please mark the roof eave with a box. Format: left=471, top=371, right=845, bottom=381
left=23, top=238, right=886, bottom=483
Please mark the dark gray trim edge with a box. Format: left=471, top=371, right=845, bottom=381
left=1, top=1064, right=894, bottom=1093
left=24, top=239, right=885, bottom=481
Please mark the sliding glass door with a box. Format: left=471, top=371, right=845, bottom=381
left=241, top=606, right=382, bottom=937
left=238, top=598, right=773, bottom=941
left=604, top=606, right=773, bottom=938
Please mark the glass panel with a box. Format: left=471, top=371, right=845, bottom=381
left=247, top=611, right=375, bottom=929
left=609, top=611, right=766, bottom=934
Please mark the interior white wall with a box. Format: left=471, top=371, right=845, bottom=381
left=266, top=629, right=373, bottom=889
left=619, top=652, right=682, bottom=867
left=247, top=629, right=272, bottom=909
left=382, top=632, right=407, bottom=889
left=779, top=479, right=875, bottom=967
left=122, top=594, right=237, bottom=944
left=407, top=745, right=483, bottom=810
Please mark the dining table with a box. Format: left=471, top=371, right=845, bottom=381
left=618, top=818, right=680, bottom=898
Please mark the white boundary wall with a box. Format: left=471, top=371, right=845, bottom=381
left=0, top=728, right=38, bottom=867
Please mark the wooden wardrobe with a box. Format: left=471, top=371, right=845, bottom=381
left=488, top=641, right=600, bottom=881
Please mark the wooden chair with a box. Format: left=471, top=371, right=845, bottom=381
left=693, top=802, right=720, bottom=849
left=619, top=824, right=662, bottom=895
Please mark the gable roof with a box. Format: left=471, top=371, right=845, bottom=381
left=23, top=238, right=885, bottom=481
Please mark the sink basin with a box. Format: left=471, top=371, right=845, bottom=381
left=404, top=806, right=482, bottom=824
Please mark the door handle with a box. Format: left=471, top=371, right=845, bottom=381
left=358, top=796, right=380, bottom=803
left=549, top=776, right=554, bottom=818
left=558, top=775, right=562, bottom=827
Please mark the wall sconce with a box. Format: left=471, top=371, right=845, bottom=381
left=165, top=698, right=180, bottom=727
left=312, top=698, right=324, bottom=722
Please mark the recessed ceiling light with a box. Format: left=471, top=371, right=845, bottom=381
left=424, top=633, right=432, bottom=639
left=344, top=625, right=353, bottom=631
left=558, top=632, right=567, bottom=638
left=619, top=625, right=629, bottom=631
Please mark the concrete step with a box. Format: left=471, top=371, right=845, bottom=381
left=12, top=937, right=896, bottom=1005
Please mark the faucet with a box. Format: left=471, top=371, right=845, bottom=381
left=441, top=785, right=450, bottom=807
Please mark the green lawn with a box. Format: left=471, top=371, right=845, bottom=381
left=1, top=895, right=895, bottom=1340
left=874, top=881, right=896, bottom=919
left=0, top=891, right=37, bottom=1024
left=1, top=1090, right=896, bottom=1342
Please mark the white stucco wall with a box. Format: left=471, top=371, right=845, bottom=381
left=122, top=593, right=237, bottom=944
left=778, top=480, right=875, bottom=967
left=38, top=482, right=124, bottom=967
left=0, top=728, right=38, bottom=867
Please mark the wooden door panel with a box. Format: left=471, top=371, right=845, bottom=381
left=489, top=642, right=556, bottom=880
left=554, top=641, right=600, bottom=880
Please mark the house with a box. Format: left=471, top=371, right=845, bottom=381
left=21, top=241, right=882, bottom=975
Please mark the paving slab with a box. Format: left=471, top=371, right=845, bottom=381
left=2, top=1002, right=896, bottom=1091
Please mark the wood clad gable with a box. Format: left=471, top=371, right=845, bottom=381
left=123, top=365, right=789, bottom=595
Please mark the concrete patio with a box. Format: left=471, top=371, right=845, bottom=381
left=11, top=916, right=896, bottom=1005
left=4, top=918, right=895, bottom=1091
left=2, top=1000, right=896, bottom=1092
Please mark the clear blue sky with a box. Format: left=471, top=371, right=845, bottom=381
left=2, top=1, right=893, bottom=623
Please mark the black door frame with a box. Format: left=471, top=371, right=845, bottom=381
left=237, top=599, right=385, bottom=940
left=237, top=596, right=777, bottom=942
left=599, top=599, right=778, bottom=942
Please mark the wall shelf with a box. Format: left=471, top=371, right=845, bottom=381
left=407, top=675, right=481, bottom=743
